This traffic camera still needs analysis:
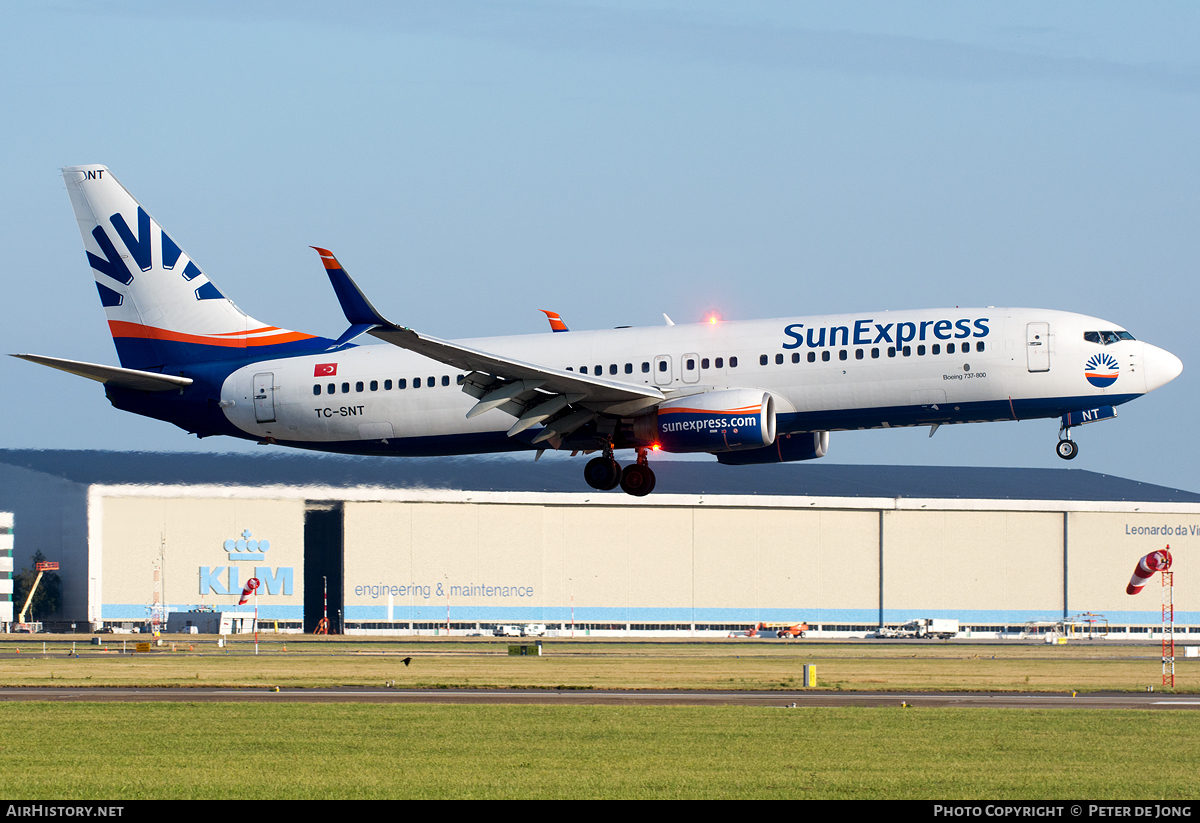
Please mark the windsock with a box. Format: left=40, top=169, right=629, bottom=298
left=1126, top=547, right=1171, bottom=595
left=238, top=577, right=261, bottom=606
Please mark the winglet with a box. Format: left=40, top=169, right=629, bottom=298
left=540, top=310, right=569, bottom=332
left=310, top=247, right=392, bottom=338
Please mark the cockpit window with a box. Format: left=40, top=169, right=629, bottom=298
left=1084, top=330, right=1136, bottom=345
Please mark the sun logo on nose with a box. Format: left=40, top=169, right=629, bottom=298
left=1084, top=353, right=1119, bottom=388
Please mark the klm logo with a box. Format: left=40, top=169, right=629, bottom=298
left=199, top=566, right=293, bottom=596
left=200, top=528, right=292, bottom=596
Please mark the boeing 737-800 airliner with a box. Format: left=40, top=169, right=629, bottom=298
left=14, top=166, right=1184, bottom=496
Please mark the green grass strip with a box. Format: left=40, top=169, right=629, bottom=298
left=0, top=704, right=1197, bottom=799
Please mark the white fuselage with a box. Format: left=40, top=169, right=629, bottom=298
left=218, top=307, right=1179, bottom=454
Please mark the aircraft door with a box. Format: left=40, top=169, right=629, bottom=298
left=253, top=372, right=277, bottom=423
left=653, top=355, right=673, bottom=386
left=1026, top=323, right=1050, bottom=372
left=681, top=353, right=700, bottom=384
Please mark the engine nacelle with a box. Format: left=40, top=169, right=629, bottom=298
left=716, top=431, right=829, bottom=465
left=635, top=389, right=776, bottom=453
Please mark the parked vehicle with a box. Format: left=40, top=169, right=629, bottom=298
left=874, top=618, right=959, bottom=639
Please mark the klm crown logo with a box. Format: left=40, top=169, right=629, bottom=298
left=225, top=529, right=270, bottom=561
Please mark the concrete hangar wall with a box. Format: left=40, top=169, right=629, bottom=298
left=87, top=484, right=1200, bottom=635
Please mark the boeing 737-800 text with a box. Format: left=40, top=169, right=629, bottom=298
left=14, top=166, right=1184, bottom=496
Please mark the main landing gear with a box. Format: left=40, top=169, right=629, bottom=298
left=583, top=446, right=656, bottom=496
left=1055, top=428, right=1078, bottom=460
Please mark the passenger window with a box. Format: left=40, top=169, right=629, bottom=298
left=428, top=376, right=436, bottom=386
left=441, top=375, right=449, bottom=386
left=384, top=380, right=392, bottom=390
left=642, top=362, right=650, bottom=373
left=888, top=347, right=896, bottom=358
left=871, top=348, right=879, bottom=359
left=625, top=363, right=633, bottom=374
left=715, top=358, right=723, bottom=369
left=903, top=346, right=911, bottom=357
left=566, top=367, right=573, bottom=371
left=775, top=354, right=783, bottom=365
left=821, top=351, right=830, bottom=362
left=701, top=359, right=709, bottom=369
left=855, top=349, right=864, bottom=360
left=341, top=382, right=350, bottom=393
left=947, top=343, right=956, bottom=354
left=594, top=365, right=602, bottom=375
left=976, top=342, right=985, bottom=352
left=313, top=384, right=321, bottom=396
left=327, top=383, right=336, bottom=394
left=807, top=352, right=816, bottom=363
left=658, top=361, right=667, bottom=372
left=457, top=375, right=465, bottom=384
left=397, top=379, right=406, bottom=389
left=760, top=355, right=768, bottom=366
left=791, top=353, right=799, bottom=364
left=839, top=350, right=847, bottom=361
left=686, top=359, right=695, bottom=370
left=730, top=356, right=738, bottom=367
left=931, top=344, right=940, bottom=355
left=355, top=381, right=364, bottom=392
left=610, top=364, right=618, bottom=375
left=580, top=366, right=588, bottom=374
left=917, top=346, right=925, bottom=356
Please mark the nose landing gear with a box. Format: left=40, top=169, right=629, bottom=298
left=1056, top=428, right=1078, bottom=460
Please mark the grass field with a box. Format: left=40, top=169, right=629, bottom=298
left=0, top=703, right=1197, bottom=799
left=0, top=636, right=1193, bottom=692
left=3, top=636, right=1196, bottom=799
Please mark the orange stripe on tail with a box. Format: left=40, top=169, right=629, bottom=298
left=309, top=246, right=343, bottom=271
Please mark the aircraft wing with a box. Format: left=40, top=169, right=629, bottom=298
left=366, top=324, right=661, bottom=405
left=12, top=354, right=193, bottom=392
left=311, top=248, right=663, bottom=439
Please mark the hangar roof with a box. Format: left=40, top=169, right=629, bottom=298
left=0, top=449, right=1196, bottom=504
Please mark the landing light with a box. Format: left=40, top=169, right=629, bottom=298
left=651, top=443, right=662, bottom=451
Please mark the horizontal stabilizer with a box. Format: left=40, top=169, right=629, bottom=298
left=12, top=354, right=192, bottom=392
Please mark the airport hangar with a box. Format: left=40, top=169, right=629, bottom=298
left=0, top=449, right=1196, bottom=637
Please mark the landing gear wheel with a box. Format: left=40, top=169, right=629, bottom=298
left=1056, top=439, right=1078, bottom=460
left=584, top=457, right=622, bottom=490
left=620, top=463, right=656, bottom=497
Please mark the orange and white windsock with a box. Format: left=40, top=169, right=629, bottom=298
left=1126, top=547, right=1172, bottom=595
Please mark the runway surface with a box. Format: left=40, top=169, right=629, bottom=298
left=0, top=687, right=1196, bottom=709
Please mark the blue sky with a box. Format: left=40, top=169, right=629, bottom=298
left=2, top=1, right=1197, bottom=490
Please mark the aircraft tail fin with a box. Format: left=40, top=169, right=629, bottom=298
left=62, top=165, right=330, bottom=370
